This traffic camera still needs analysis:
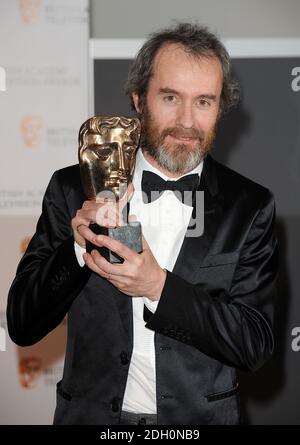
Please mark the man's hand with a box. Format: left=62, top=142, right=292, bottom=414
left=83, top=234, right=167, bottom=301
left=71, top=184, right=134, bottom=248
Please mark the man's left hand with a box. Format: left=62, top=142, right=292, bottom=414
left=83, top=234, right=167, bottom=301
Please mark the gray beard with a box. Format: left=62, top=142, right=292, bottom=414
left=145, top=143, right=204, bottom=175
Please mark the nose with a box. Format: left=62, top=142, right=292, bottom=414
left=118, top=144, right=125, bottom=171
left=111, top=144, right=126, bottom=175
left=176, top=102, right=194, bottom=129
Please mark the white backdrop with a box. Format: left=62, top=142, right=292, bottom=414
left=0, top=0, right=89, bottom=424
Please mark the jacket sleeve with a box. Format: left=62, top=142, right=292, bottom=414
left=6, top=170, right=91, bottom=347
left=145, top=191, right=278, bottom=372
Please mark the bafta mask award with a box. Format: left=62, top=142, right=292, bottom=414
left=78, top=115, right=142, bottom=263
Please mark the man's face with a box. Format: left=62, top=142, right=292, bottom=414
left=133, top=44, right=223, bottom=175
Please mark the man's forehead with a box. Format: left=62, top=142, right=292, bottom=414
left=152, top=43, right=222, bottom=77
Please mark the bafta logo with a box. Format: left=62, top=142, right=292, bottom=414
left=18, top=356, right=42, bottom=389
left=21, top=115, right=43, bottom=148
left=19, top=0, right=42, bottom=24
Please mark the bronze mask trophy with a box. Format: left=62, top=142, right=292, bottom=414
left=78, top=116, right=142, bottom=263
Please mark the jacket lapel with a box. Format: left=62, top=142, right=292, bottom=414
left=172, top=155, right=224, bottom=283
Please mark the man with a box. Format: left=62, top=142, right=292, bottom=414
left=7, top=23, right=278, bottom=425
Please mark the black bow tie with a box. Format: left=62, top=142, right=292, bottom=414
left=141, top=170, right=199, bottom=205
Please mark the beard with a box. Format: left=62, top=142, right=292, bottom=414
left=140, top=105, right=216, bottom=175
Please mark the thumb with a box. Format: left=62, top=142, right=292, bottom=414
left=126, top=182, right=135, bottom=202
left=116, top=183, right=135, bottom=227
left=128, top=214, right=138, bottom=223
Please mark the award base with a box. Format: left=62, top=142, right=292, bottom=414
left=86, top=222, right=142, bottom=263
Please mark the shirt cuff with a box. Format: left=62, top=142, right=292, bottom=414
left=74, top=241, right=86, bottom=267
left=143, top=297, right=158, bottom=314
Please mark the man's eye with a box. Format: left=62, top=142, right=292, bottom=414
left=163, top=95, right=177, bottom=103
left=198, top=99, right=210, bottom=108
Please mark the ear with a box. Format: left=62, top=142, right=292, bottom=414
left=132, top=92, right=142, bottom=113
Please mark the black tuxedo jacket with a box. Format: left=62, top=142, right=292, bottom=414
left=7, top=155, right=278, bottom=425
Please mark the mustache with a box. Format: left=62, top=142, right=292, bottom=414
left=161, top=126, right=205, bottom=141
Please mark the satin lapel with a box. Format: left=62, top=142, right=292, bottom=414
left=172, top=155, right=224, bottom=283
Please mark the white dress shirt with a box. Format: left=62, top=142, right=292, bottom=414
left=75, top=148, right=203, bottom=414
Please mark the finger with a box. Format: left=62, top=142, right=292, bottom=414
left=73, top=218, right=90, bottom=231
left=82, top=199, right=98, bottom=209
left=90, top=249, right=139, bottom=281
left=128, top=214, right=137, bottom=223
left=118, top=182, right=135, bottom=210
left=117, top=183, right=134, bottom=227
left=95, top=204, right=124, bottom=227
left=121, top=182, right=135, bottom=202
left=126, top=182, right=135, bottom=202
left=107, top=276, right=128, bottom=287
left=72, top=210, right=90, bottom=230
left=141, top=234, right=150, bottom=251
left=90, top=249, right=129, bottom=277
left=82, top=200, right=115, bottom=213
left=94, top=234, right=136, bottom=262
left=78, top=225, right=100, bottom=244
left=79, top=208, right=100, bottom=223
left=72, top=216, right=91, bottom=246
left=81, top=205, right=118, bottom=225
left=99, top=209, right=119, bottom=228
left=106, top=277, right=132, bottom=294
left=83, top=252, right=109, bottom=278
left=108, top=279, right=122, bottom=289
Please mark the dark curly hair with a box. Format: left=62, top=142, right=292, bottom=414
left=125, top=22, right=240, bottom=115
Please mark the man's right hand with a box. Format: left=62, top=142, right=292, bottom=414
left=71, top=183, right=134, bottom=248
